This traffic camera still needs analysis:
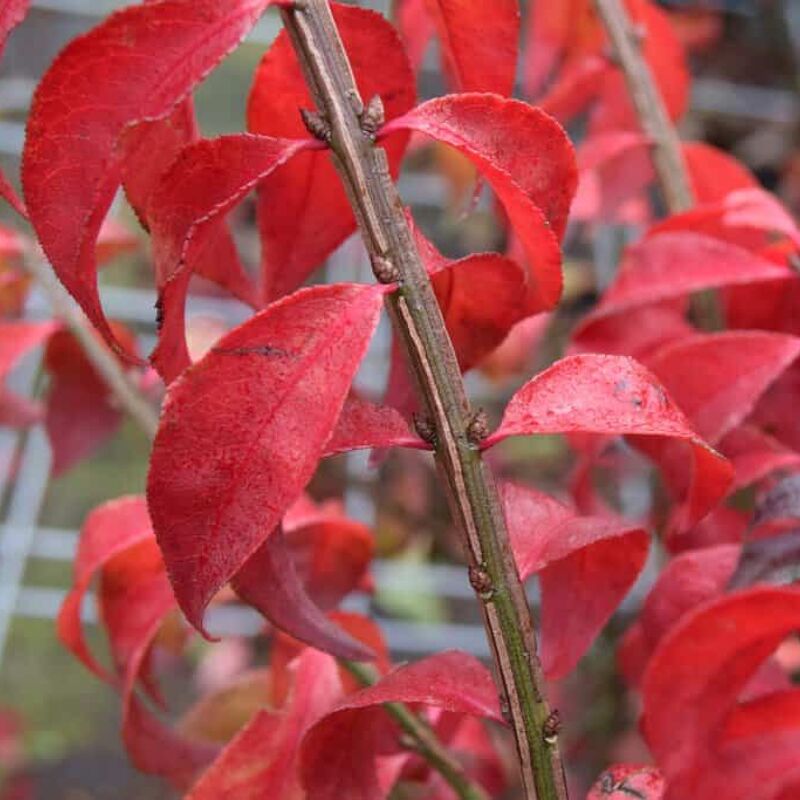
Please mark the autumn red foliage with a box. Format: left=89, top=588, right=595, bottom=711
left=1, top=0, right=799, bottom=798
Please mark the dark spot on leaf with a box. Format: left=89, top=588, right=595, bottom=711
left=212, top=344, right=291, bottom=358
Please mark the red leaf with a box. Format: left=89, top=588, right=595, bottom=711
left=0, top=0, right=28, bottom=60
left=422, top=0, right=519, bottom=95
left=652, top=188, right=800, bottom=254
left=617, top=544, right=739, bottom=687
left=57, top=496, right=158, bottom=686
left=642, top=587, right=800, bottom=785
left=586, top=765, right=664, bottom=799
left=682, top=142, right=759, bottom=204
left=232, top=527, right=373, bottom=661
left=121, top=100, right=258, bottom=312
left=502, top=482, right=648, bottom=678
left=43, top=322, right=139, bottom=474
left=720, top=425, right=800, bottom=494
left=247, top=3, right=415, bottom=302
left=147, top=283, right=386, bottom=635
left=384, top=225, right=529, bottom=414
left=574, top=232, right=792, bottom=347
left=485, top=354, right=732, bottom=529
left=0, top=0, right=29, bottom=217
left=431, top=253, right=529, bottom=373
left=571, top=301, right=693, bottom=360
left=147, top=134, right=310, bottom=382
left=300, top=651, right=502, bottom=800
left=22, top=0, right=274, bottom=356
left=187, top=649, right=343, bottom=799
left=383, top=94, right=577, bottom=313
left=284, top=513, right=374, bottom=612
left=0, top=320, right=57, bottom=427
left=323, top=394, right=428, bottom=456
left=645, top=332, right=800, bottom=445
left=571, top=131, right=652, bottom=223
left=395, top=0, right=435, bottom=72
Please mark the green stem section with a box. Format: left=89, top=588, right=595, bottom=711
left=343, top=661, right=491, bottom=800
left=280, top=2, right=568, bottom=798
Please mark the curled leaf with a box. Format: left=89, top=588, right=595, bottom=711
left=383, top=94, right=577, bottom=313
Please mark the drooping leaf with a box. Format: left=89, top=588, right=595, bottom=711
left=247, top=3, right=415, bottom=302
left=43, top=322, right=140, bottom=474
left=645, top=332, right=800, bottom=445
left=421, top=0, right=520, bottom=95
left=22, top=0, right=275, bottom=355
left=232, top=527, right=374, bottom=661
left=0, top=320, right=57, bottom=427
left=586, top=765, right=665, bottom=799
left=484, top=354, right=733, bottom=529
left=147, top=134, right=310, bottom=382
left=641, top=587, right=800, bottom=799
left=58, top=496, right=217, bottom=787
left=502, top=482, right=648, bottom=677
left=187, top=649, right=343, bottom=800
left=300, top=651, right=503, bottom=800
left=147, top=283, right=386, bottom=635
left=383, top=94, right=578, bottom=313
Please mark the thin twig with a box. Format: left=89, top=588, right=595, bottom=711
left=280, top=2, right=568, bottom=798
left=594, top=0, right=693, bottom=213
left=593, top=0, right=722, bottom=327
left=22, top=251, right=159, bottom=440
left=343, top=661, right=491, bottom=800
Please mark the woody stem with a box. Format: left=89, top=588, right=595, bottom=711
left=280, top=2, right=569, bottom=798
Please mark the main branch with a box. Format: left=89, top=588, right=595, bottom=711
left=280, top=2, right=568, bottom=798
